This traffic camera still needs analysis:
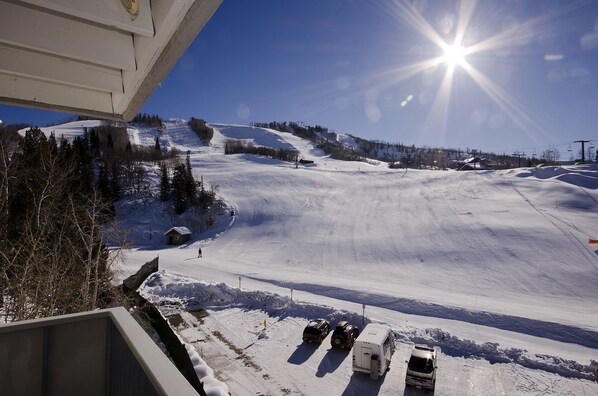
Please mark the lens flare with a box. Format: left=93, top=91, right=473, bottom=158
left=441, top=43, right=468, bottom=67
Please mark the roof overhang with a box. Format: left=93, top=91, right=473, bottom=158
left=0, top=0, right=222, bottom=121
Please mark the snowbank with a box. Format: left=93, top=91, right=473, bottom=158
left=184, top=343, right=229, bottom=396
left=142, top=271, right=597, bottom=381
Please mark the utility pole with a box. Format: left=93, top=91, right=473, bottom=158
left=574, top=140, right=590, bottom=163
left=512, top=151, right=526, bottom=168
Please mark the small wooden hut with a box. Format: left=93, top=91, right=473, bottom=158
left=164, top=227, right=191, bottom=245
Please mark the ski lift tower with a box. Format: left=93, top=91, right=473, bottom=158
left=574, top=140, right=590, bottom=163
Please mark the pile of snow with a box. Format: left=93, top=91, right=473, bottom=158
left=184, top=343, right=229, bottom=396
left=515, top=165, right=598, bottom=190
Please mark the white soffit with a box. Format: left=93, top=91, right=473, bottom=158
left=0, top=0, right=222, bottom=121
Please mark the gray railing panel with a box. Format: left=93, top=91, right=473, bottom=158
left=47, top=317, right=107, bottom=396
left=0, top=326, right=44, bottom=396
left=0, top=308, right=199, bottom=396
left=109, top=320, right=158, bottom=396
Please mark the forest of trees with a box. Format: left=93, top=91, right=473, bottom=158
left=252, top=121, right=368, bottom=162
left=189, top=117, right=214, bottom=145
left=159, top=151, right=217, bottom=217
left=132, top=113, right=164, bottom=129
left=0, top=118, right=215, bottom=322
left=224, top=139, right=299, bottom=163
left=0, top=127, right=118, bottom=321
left=251, top=120, right=558, bottom=170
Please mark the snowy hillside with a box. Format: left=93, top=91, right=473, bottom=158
left=39, top=120, right=598, bottom=394
left=18, top=119, right=104, bottom=141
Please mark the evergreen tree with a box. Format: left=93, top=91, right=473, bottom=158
left=89, top=129, right=100, bottom=154
left=97, top=163, right=111, bottom=200
left=20, top=127, right=46, bottom=167
left=197, top=179, right=215, bottom=212
left=107, top=134, right=114, bottom=149
left=110, top=160, right=121, bottom=199
left=48, top=132, right=58, bottom=156
left=185, top=150, right=197, bottom=203
left=71, top=136, right=93, bottom=193
left=155, top=136, right=161, bottom=151
left=58, top=136, right=72, bottom=167
left=171, top=164, right=188, bottom=214
left=159, top=161, right=170, bottom=202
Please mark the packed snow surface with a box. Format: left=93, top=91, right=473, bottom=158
left=51, top=119, right=598, bottom=394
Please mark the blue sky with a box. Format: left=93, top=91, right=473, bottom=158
left=2, top=0, right=598, bottom=157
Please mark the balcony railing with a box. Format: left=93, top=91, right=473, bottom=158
left=0, top=307, right=198, bottom=396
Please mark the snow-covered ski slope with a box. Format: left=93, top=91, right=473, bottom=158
left=37, top=119, right=598, bottom=394
left=129, top=121, right=598, bottom=330
left=115, top=120, right=598, bottom=394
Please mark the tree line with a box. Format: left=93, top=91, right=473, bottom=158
left=0, top=117, right=215, bottom=322
left=224, top=139, right=299, bottom=163
left=252, top=121, right=368, bottom=162
left=252, top=121, right=569, bottom=169
left=0, top=126, right=118, bottom=321
left=189, top=117, right=214, bottom=145
left=159, top=151, right=217, bottom=218
left=132, top=113, right=164, bottom=129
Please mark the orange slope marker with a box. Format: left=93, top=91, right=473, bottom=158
left=589, top=238, right=598, bottom=244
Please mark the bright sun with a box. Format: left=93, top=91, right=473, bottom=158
left=442, top=44, right=467, bottom=67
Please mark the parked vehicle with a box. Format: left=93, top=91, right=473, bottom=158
left=352, top=323, right=395, bottom=379
left=405, top=345, right=439, bottom=390
left=331, top=320, right=360, bottom=349
left=302, top=319, right=331, bottom=343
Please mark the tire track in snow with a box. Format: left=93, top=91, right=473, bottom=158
left=145, top=272, right=597, bottom=382
left=243, top=277, right=598, bottom=349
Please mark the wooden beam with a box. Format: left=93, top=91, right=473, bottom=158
left=0, top=73, right=115, bottom=115
left=0, top=1, right=136, bottom=71
left=15, top=0, right=154, bottom=37
left=0, top=44, right=123, bottom=94
left=0, top=0, right=222, bottom=121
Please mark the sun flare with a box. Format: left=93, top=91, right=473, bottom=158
left=441, top=43, right=467, bottom=67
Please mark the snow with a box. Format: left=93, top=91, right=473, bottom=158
left=210, top=123, right=296, bottom=150
left=184, top=342, right=229, bottom=396
left=337, top=134, right=360, bottom=150
left=42, top=120, right=598, bottom=394
left=165, top=227, right=192, bottom=236
left=140, top=272, right=597, bottom=395
left=18, top=120, right=104, bottom=141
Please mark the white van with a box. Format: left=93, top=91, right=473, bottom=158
left=352, top=323, right=395, bottom=379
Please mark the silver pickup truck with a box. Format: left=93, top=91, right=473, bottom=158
left=405, top=345, right=439, bottom=390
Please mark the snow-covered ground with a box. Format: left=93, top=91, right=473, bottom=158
left=39, top=119, right=598, bottom=394
left=18, top=119, right=105, bottom=140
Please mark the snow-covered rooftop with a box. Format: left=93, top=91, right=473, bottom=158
left=164, top=227, right=192, bottom=236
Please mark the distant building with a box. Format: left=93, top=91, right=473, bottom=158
left=164, top=227, right=192, bottom=245
left=456, top=157, right=491, bottom=170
